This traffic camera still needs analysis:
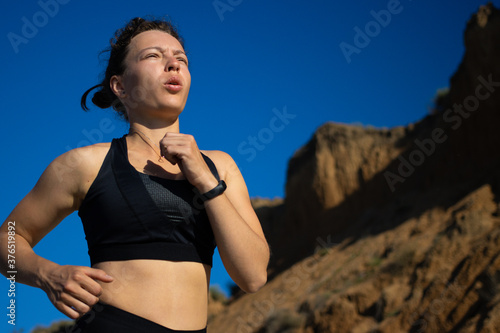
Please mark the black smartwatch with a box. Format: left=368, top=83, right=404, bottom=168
left=200, top=180, right=227, bottom=202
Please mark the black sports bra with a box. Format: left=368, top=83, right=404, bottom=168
left=78, top=136, right=217, bottom=266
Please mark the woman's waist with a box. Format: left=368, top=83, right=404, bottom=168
left=92, top=259, right=210, bottom=329
left=93, top=259, right=210, bottom=291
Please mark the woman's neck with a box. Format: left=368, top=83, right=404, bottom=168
left=127, top=118, right=180, bottom=145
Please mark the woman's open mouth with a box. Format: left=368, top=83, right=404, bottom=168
left=164, top=77, right=183, bottom=93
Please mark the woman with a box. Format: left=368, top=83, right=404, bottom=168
left=0, top=17, right=269, bottom=332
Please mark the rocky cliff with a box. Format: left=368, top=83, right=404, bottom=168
left=208, top=3, right=500, bottom=332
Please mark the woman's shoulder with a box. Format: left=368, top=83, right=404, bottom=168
left=44, top=142, right=113, bottom=187
left=58, top=142, right=112, bottom=170
left=201, top=150, right=240, bottom=181
left=71, top=142, right=112, bottom=158
left=24, top=142, right=114, bottom=213
left=48, top=142, right=113, bottom=203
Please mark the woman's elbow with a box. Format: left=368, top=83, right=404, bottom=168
left=242, top=272, right=267, bottom=294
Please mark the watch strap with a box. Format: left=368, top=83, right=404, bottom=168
left=200, top=180, right=227, bottom=202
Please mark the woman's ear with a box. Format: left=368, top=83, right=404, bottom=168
left=110, top=75, right=126, bottom=98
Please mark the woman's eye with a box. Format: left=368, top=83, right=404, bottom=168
left=178, top=58, right=188, bottom=64
left=145, top=53, right=159, bottom=59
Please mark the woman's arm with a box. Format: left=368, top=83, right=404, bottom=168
left=0, top=147, right=113, bottom=319
left=161, top=133, right=270, bottom=293
left=203, top=151, right=270, bottom=293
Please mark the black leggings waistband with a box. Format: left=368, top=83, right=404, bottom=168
left=71, top=302, right=207, bottom=333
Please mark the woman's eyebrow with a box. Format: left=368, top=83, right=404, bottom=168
left=173, top=49, right=187, bottom=56
left=138, top=46, right=186, bottom=56
left=138, top=46, right=164, bottom=54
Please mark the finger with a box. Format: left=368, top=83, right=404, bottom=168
left=77, top=269, right=113, bottom=298
left=59, top=268, right=108, bottom=300
left=64, top=292, right=94, bottom=313
left=60, top=277, right=101, bottom=308
left=162, top=144, right=184, bottom=165
left=57, top=294, right=93, bottom=319
left=79, top=278, right=105, bottom=298
left=160, top=133, right=184, bottom=147
left=161, top=141, right=188, bottom=157
left=84, top=267, right=114, bottom=283
left=162, top=132, right=185, bottom=139
left=162, top=151, right=180, bottom=165
left=161, top=133, right=195, bottom=147
left=163, top=141, right=198, bottom=158
left=57, top=302, right=81, bottom=320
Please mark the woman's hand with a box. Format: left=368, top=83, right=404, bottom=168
left=40, top=265, right=113, bottom=319
left=160, top=133, right=218, bottom=193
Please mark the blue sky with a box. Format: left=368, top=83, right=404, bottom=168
left=1, top=0, right=497, bottom=331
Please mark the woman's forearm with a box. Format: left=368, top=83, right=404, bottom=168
left=0, top=229, right=114, bottom=319
left=0, top=230, right=59, bottom=291
left=204, top=194, right=269, bottom=293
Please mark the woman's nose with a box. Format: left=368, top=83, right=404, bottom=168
left=165, top=55, right=180, bottom=72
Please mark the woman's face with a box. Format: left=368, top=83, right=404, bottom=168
left=112, top=30, right=191, bottom=121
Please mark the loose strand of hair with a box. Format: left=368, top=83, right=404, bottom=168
left=81, top=83, right=104, bottom=111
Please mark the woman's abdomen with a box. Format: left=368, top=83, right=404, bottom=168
left=93, top=259, right=210, bottom=330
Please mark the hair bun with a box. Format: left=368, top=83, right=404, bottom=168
left=92, top=89, right=113, bottom=109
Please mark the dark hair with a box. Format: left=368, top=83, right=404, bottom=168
left=81, top=17, right=184, bottom=120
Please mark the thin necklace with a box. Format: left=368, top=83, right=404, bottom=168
left=129, top=128, right=164, bottom=163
